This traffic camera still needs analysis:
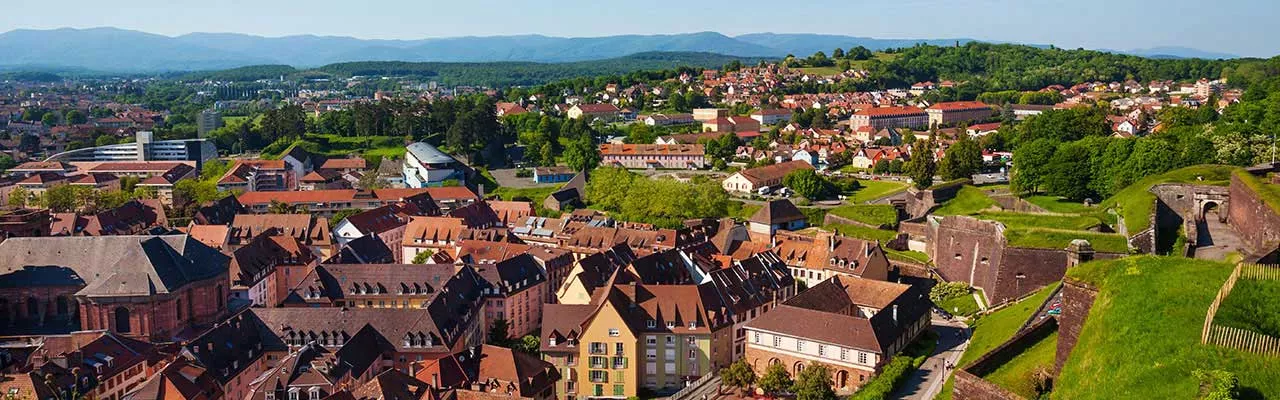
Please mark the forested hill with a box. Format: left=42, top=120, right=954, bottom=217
left=178, top=52, right=759, bottom=86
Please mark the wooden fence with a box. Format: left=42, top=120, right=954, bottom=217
left=1201, top=263, right=1280, bottom=355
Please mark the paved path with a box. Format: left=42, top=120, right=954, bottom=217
left=892, top=317, right=971, bottom=400
left=1195, top=210, right=1248, bottom=260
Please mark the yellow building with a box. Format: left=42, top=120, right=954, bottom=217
left=541, top=283, right=716, bottom=400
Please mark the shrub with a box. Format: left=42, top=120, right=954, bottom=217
left=515, top=168, right=533, bottom=178
left=1193, top=369, right=1239, bottom=400
left=931, top=282, right=973, bottom=303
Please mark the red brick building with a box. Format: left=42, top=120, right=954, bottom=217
left=0, top=235, right=230, bottom=341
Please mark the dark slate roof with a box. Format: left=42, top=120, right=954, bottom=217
left=0, top=235, right=228, bottom=297
left=182, top=310, right=287, bottom=385
left=331, top=234, right=396, bottom=264
left=750, top=199, right=806, bottom=225
left=193, top=196, right=245, bottom=226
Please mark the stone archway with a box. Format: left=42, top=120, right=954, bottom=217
left=1201, top=200, right=1223, bottom=223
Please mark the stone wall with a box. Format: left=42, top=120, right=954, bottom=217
left=953, top=318, right=1059, bottom=400
left=1228, top=173, right=1280, bottom=254
left=929, top=216, right=1006, bottom=299
left=1055, top=278, right=1099, bottom=372
left=990, top=247, right=1069, bottom=305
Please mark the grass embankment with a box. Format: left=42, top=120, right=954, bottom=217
left=491, top=186, right=560, bottom=203
left=1023, top=195, right=1097, bottom=214
left=1233, top=169, right=1280, bottom=214
left=936, top=283, right=1058, bottom=400
left=1213, top=278, right=1280, bottom=337
left=822, top=223, right=898, bottom=243
left=933, top=186, right=998, bottom=216
left=1102, top=165, right=1236, bottom=234
left=980, top=332, right=1059, bottom=398
left=885, top=249, right=931, bottom=264
left=936, top=293, right=981, bottom=316
left=976, top=211, right=1103, bottom=231
left=848, top=179, right=909, bottom=203
left=828, top=204, right=899, bottom=227
left=265, top=133, right=408, bottom=162
left=727, top=201, right=761, bottom=220
left=1054, top=257, right=1280, bottom=399
left=1003, top=228, right=1129, bottom=254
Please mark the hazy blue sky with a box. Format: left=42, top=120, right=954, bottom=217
left=3, top=0, right=1276, bottom=57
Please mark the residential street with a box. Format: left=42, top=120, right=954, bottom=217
left=892, top=316, right=972, bottom=400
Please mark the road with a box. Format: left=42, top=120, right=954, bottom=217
left=1194, top=209, right=1248, bottom=260
left=892, top=316, right=971, bottom=400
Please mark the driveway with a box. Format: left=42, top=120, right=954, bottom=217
left=489, top=168, right=560, bottom=189
left=1194, top=209, right=1249, bottom=260
left=892, top=316, right=971, bottom=400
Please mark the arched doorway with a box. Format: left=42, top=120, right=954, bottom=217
left=793, top=362, right=804, bottom=376
left=835, top=370, right=849, bottom=389
left=114, top=307, right=131, bottom=333
left=25, top=297, right=38, bottom=319
left=1202, top=201, right=1221, bottom=223
left=55, top=297, right=68, bottom=316
left=768, top=357, right=780, bottom=366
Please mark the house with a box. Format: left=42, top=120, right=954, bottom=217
left=414, top=344, right=559, bottom=400
left=319, top=157, right=369, bottom=174
left=227, top=213, right=335, bottom=259
left=496, top=102, right=528, bottom=117
left=218, top=160, right=294, bottom=192
left=488, top=200, right=536, bottom=228
left=567, top=104, right=620, bottom=122
left=748, top=199, right=807, bottom=242
left=849, top=106, right=928, bottom=131
left=599, top=144, right=705, bottom=169
left=721, top=160, right=814, bottom=193
left=177, top=311, right=288, bottom=400
left=771, top=231, right=891, bottom=287
left=1010, top=104, right=1052, bottom=120
left=641, top=113, right=695, bottom=127
left=1, top=331, right=162, bottom=400
left=229, top=232, right=319, bottom=307
left=701, top=116, right=761, bottom=133
left=471, top=253, right=547, bottom=338
left=403, top=142, right=467, bottom=188
left=124, top=356, right=226, bottom=400
left=750, top=109, right=792, bottom=126
left=332, top=202, right=436, bottom=261
left=925, top=101, right=993, bottom=127
left=966, top=123, right=1001, bottom=137
left=743, top=275, right=931, bottom=394
left=543, top=172, right=586, bottom=212
left=533, top=166, right=576, bottom=184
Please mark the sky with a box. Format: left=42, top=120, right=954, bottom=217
left=2, top=0, right=1277, bottom=57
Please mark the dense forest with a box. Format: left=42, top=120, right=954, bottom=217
left=178, top=52, right=757, bottom=87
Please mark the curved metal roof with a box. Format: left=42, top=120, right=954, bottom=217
left=406, top=142, right=455, bottom=165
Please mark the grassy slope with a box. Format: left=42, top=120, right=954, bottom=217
left=1233, top=169, right=1280, bottom=214
left=1003, top=228, right=1129, bottom=253
left=1213, top=277, right=1280, bottom=337
left=937, top=294, right=981, bottom=316
left=934, top=186, right=999, bottom=216
left=491, top=186, right=559, bottom=202
left=849, top=179, right=909, bottom=203
left=1024, top=195, right=1098, bottom=214
left=981, top=332, right=1059, bottom=398
left=1103, top=165, right=1235, bottom=234
left=938, top=283, right=1059, bottom=400
left=828, top=204, right=899, bottom=227
left=822, top=223, right=898, bottom=242
left=1055, top=257, right=1280, bottom=400
left=976, top=211, right=1103, bottom=231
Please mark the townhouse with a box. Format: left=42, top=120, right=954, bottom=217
left=598, top=144, right=705, bottom=169
left=849, top=106, right=928, bottom=131
left=721, top=160, right=814, bottom=193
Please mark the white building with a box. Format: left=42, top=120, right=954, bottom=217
left=402, top=142, right=466, bottom=188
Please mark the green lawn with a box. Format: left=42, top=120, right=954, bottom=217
left=936, top=293, right=981, bottom=316
left=886, top=248, right=931, bottom=264
left=1055, top=256, right=1280, bottom=400
left=827, top=204, right=899, bottom=227
left=938, top=283, right=1058, bottom=400
left=976, top=211, right=1104, bottom=231
left=933, top=186, right=999, bottom=216
left=848, top=179, right=909, bottom=203
left=1102, top=165, right=1236, bottom=234
left=823, top=223, right=898, bottom=242
left=1004, top=228, right=1129, bottom=253
left=1213, top=277, right=1280, bottom=337
left=728, top=201, right=761, bottom=220
left=797, top=66, right=843, bottom=76
left=981, top=332, right=1059, bottom=398
left=1024, top=195, right=1098, bottom=214
left=1233, top=169, right=1280, bottom=214
left=491, top=185, right=560, bottom=202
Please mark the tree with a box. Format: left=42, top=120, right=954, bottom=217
left=1010, top=138, right=1058, bottom=194
left=267, top=200, right=302, bottom=214
left=938, top=133, right=983, bottom=180
left=791, top=363, right=836, bottom=400
left=904, top=146, right=937, bottom=189
left=65, top=110, right=87, bottom=125
left=42, top=185, right=89, bottom=212
left=831, top=48, right=845, bottom=59
left=515, top=335, right=540, bottom=354
left=330, top=208, right=363, bottom=225
left=412, top=249, right=435, bottom=264
left=721, top=359, right=757, bottom=395
left=849, top=46, right=873, bottom=60
left=1043, top=140, right=1096, bottom=201
left=0, top=155, right=17, bottom=171
left=7, top=187, right=31, bottom=207
left=563, top=134, right=601, bottom=172
left=873, top=159, right=892, bottom=174
left=487, top=319, right=512, bottom=344
left=757, top=363, right=792, bottom=396
left=41, top=112, right=59, bottom=127
left=783, top=169, right=835, bottom=200
left=826, top=150, right=853, bottom=171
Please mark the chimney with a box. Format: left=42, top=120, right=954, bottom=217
left=829, top=233, right=836, bottom=251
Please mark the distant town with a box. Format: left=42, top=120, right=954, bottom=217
left=0, top=41, right=1278, bottom=400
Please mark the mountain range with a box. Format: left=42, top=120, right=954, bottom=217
left=0, top=27, right=1241, bottom=73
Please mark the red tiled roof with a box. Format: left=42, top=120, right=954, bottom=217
left=854, top=106, right=926, bottom=117
left=599, top=144, right=704, bottom=156
left=927, top=101, right=991, bottom=111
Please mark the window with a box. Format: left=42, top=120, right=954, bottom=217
left=589, top=342, right=607, bottom=354
left=288, top=389, right=299, bottom=400
left=773, top=336, right=781, bottom=347
left=688, top=321, right=697, bottom=330
left=549, top=337, right=557, bottom=347
left=615, top=342, right=624, bottom=355
left=308, top=387, right=320, bottom=400
left=646, top=336, right=657, bottom=346
left=687, top=337, right=696, bottom=345
left=796, top=340, right=805, bottom=352
left=665, top=336, right=674, bottom=345
left=266, top=392, right=275, bottom=400
left=666, top=321, right=676, bottom=329
left=613, top=385, right=625, bottom=396
left=857, top=352, right=868, bottom=364
left=590, top=356, right=607, bottom=369
left=608, top=328, right=620, bottom=337
left=753, top=332, right=760, bottom=343
left=613, top=357, right=627, bottom=369
left=646, top=320, right=656, bottom=328
left=589, top=371, right=608, bottom=383
left=818, top=345, right=826, bottom=357
left=687, top=350, right=696, bottom=359
left=840, top=349, right=848, bottom=361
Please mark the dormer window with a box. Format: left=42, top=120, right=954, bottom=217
left=665, top=322, right=675, bottom=329
left=266, top=392, right=275, bottom=400
left=688, top=322, right=697, bottom=330
left=646, top=320, right=656, bottom=329
left=309, top=387, right=321, bottom=400
left=288, top=388, right=300, bottom=400
left=549, top=337, right=557, bottom=347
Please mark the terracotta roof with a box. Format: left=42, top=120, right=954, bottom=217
left=486, top=201, right=535, bottom=226
left=320, top=158, right=368, bottom=171
left=187, top=224, right=230, bottom=248
left=598, top=144, right=704, bottom=156
left=853, top=106, right=926, bottom=118
left=403, top=216, right=468, bottom=246
left=573, top=104, right=620, bottom=113
left=229, top=214, right=331, bottom=247
left=736, top=160, right=814, bottom=186
left=927, top=101, right=991, bottom=111
left=86, top=161, right=187, bottom=173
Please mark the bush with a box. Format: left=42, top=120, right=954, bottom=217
left=1193, top=369, right=1239, bottom=400
left=931, top=282, right=973, bottom=303
left=515, top=168, right=533, bottom=178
